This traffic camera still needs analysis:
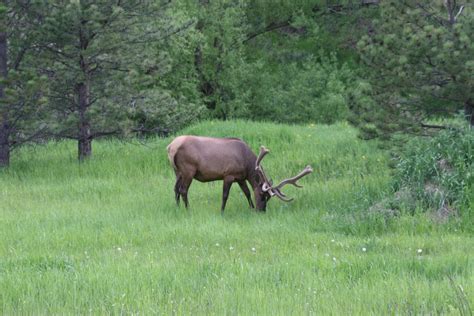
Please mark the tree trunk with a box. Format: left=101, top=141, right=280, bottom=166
left=78, top=121, right=91, bottom=160
left=444, top=0, right=456, bottom=25
left=0, top=119, right=9, bottom=167
left=465, top=99, right=473, bottom=126
left=77, top=82, right=92, bottom=161
left=0, top=29, right=10, bottom=167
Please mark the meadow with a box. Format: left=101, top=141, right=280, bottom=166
left=0, top=120, right=472, bottom=314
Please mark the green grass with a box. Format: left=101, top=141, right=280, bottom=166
left=1, top=120, right=473, bottom=314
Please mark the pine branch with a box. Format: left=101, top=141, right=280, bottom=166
left=243, top=20, right=291, bottom=43
left=89, top=129, right=120, bottom=139
left=10, top=126, right=49, bottom=149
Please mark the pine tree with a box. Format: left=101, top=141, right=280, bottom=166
left=39, top=0, right=192, bottom=160
left=356, top=0, right=473, bottom=138
left=0, top=1, right=48, bottom=167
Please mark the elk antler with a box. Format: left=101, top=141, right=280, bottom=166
left=272, top=165, right=313, bottom=191
left=256, top=146, right=270, bottom=169
left=255, top=146, right=313, bottom=201
left=255, top=146, right=273, bottom=192
left=271, top=165, right=313, bottom=202
left=272, top=187, right=293, bottom=202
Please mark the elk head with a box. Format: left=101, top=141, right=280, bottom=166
left=254, top=146, right=313, bottom=211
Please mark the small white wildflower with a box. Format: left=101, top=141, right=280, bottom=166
left=331, top=239, right=335, bottom=243
left=229, top=246, right=234, bottom=251
left=332, top=257, right=337, bottom=262
left=215, top=243, right=220, bottom=247
left=117, top=247, right=122, bottom=251
left=362, top=247, right=367, bottom=252
left=251, top=247, right=256, bottom=252
left=417, top=248, right=423, bottom=254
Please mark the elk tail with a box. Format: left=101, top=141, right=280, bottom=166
left=167, top=143, right=178, bottom=171
left=167, top=136, right=189, bottom=173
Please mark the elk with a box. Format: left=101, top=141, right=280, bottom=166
left=167, top=136, right=313, bottom=212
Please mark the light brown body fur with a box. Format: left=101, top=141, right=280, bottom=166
left=167, top=136, right=261, bottom=211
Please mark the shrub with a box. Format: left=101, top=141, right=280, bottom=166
left=237, top=53, right=365, bottom=124
left=392, top=126, right=473, bottom=219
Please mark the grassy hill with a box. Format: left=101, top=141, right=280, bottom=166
left=0, top=121, right=472, bottom=314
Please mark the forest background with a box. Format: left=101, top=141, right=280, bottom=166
left=1, top=0, right=472, bottom=162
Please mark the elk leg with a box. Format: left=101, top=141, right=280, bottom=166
left=179, top=176, right=193, bottom=209
left=174, top=175, right=182, bottom=206
left=238, top=180, right=254, bottom=208
left=221, top=177, right=234, bottom=214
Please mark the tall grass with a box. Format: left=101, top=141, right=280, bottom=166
left=1, top=120, right=472, bottom=314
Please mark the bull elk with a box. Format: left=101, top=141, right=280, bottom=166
left=167, top=136, right=313, bottom=212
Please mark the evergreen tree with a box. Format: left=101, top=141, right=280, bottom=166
left=0, top=1, right=47, bottom=167
left=39, top=0, right=193, bottom=160
left=356, top=0, right=473, bottom=138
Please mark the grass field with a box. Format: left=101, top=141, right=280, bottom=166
left=0, top=120, right=473, bottom=314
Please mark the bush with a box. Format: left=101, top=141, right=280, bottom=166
left=236, top=53, right=366, bottom=124
left=392, top=126, right=473, bottom=219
